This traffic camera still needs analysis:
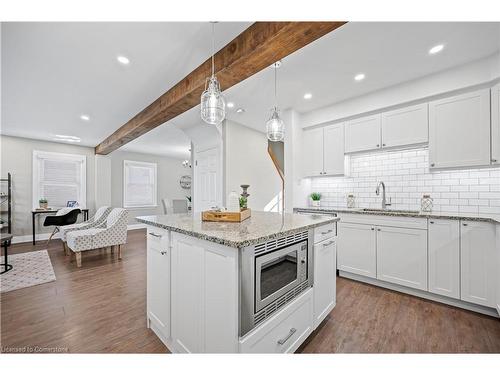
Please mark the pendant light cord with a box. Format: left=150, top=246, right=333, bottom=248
left=211, top=22, right=215, bottom=77
left=274, top=63, right=277, bottom=107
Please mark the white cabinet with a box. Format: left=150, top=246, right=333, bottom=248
left=146, top=227, right=171, bottom=343
left=460, top=221, right=496, bottom=308
left=302, top=127, right=324, bottom=177
left=429, top=88, right=491, bottom=169
left=170, top=233, right=238, bottom=353
left=302, top=123, right=345, bottom=177
left=337, top=222, right=377, bottom=278
left=492, top=83, right=500, bottom=165
left=496, top=225, right=500, bottom=315
left=381, top=103, right=428, bottom=148
left=428, top=219, right=460, bottom=299
left=313, top=238, right=336, bottom=329
left=345, top=114, right=381, bottom=153
left=376, top=226, right=428, bottom=291
left=323, top=123, right=345, bottom=175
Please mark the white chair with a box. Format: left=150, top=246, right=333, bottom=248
left=66, top=208, right=129, bottom=268
left=162, top=198, right=188, bottom=214
left=60, top=206, right=112, bottom=255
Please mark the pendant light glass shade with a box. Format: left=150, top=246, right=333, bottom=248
left=266, top=61, right=284, bottom=142
left=201, top=22, right=226, bottom=125
left=266, top=106, right=285, bottom=142
left=201, top=76, right=226, bottom=125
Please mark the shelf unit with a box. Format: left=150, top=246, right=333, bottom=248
left=1, top=173, right=12, bottom=234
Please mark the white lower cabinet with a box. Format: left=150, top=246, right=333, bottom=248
left=313, top=238, right=336, bottom=329
left=428, top=219, right=460, bottom=299
left=337, top=222, right=377, bottom=277
left=460, top=221, right=497, bottom=308
left=146, top=227, right=171, bottom=343
left=170, top=233, right=238, bottom=353
left=239, top=289, right=314, bottom=353
left=376, top=226, right=428, bottom=291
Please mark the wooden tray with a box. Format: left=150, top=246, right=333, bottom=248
left=202, top=208, right=251, bottom=222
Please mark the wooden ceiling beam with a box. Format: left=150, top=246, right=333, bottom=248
left=95, top=21, right=347, bottom=155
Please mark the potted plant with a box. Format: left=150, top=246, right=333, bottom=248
left=310, top=192, right=321, bottom=207
left=39, top=198, right=48, bottom=209
left=239, top=196, right=248, bottom=210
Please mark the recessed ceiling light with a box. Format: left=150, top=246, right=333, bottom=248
left=354, top=73, right=365, bottom=82
left=236, top=108, right=245, bottom=114
left=227, top=102, right=235, bottom=108
left=117, top=55, right=130, bottom=65
left=429, top=44, right=444, bottom=55
left=55, top=135, right=81, bottom=143
left=303, top=93, right=312, bottom=100
left=80, top=114, right=90, bottom=121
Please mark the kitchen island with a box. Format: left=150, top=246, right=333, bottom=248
left=136, top=211, right=339, bottom=353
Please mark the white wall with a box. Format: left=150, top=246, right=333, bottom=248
left=309, top=147, right=500, bottom=214
left=0, top=135, right=96, bottom=237
left=224, top=120, right=282, bottom=211
left=301, top=53, right=500, bottom=129
left=107, top=150, right=190, bottom=223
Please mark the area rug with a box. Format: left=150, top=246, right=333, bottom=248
left=1, top=250, right=56, bottom=293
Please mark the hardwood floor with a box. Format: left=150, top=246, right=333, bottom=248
left=1, top=229, right=499, bottom=353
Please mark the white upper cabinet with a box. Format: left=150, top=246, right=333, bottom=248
left=323, top=123, right=345, bottom=175
left=302, top=127, right=324, bottom=177
left=428, top=219, right=460, bottom=299
left=345, top=114, right=381, bottom=153
left=381, top=103, right=428, bottom=148
left=302, top=123, right=345, bottom=177
left=376, top=226, right=428, bottom=291
left=460, top=220, right=496, bottom=308
left=429, top=88, right=491, bottom=169
left=491, top=83, right=500, bottom=165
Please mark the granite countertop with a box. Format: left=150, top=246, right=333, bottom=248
left=294, top=207, right=500, bottom=224
left=136, top=211, right=339, bottom=248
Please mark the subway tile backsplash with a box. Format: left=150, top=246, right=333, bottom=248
left=310, top=147, right=500, bottom=214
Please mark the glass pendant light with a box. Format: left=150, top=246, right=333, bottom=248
left=201, top=22, right=226, bottom=125
left=266, top=62, right=285, bottom=142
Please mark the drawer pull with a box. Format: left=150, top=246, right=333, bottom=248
left=371, top=227, right=374, bottom=231
left=323, top=240, right=335, bottom=247
left=429, top=221, right=434, bottom=224
left=277, top=328, right=297, bottom=345
left=377, top=228, right=381, bottom=231
left=149, top=232, right=162, bottom=238
left=321, top=229, right=333, bottom=235
left=462, top=223, right=468, bottom=227
left=160, top=250, right=167, bottom=255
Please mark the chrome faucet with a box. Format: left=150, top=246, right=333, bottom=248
left=376, top=181, right=392, bottom=209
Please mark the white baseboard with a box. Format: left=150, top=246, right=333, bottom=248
left=339, top=270, right=500, bottom=318
left=11, top=224, right=147, bottom=244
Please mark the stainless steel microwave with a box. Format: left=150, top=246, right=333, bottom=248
left=239, top=230, right=313, bottom=336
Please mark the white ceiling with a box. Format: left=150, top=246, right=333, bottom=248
left=2, top=22, right=500, bottom=157
left=1, top=22, right=250, bottom=158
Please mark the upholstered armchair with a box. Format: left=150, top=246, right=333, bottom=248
left=66, top=208, right=129, bottom=268
left=60, top=206, right=112, bottom=255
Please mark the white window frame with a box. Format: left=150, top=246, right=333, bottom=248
left=32, top=150, right=87, bottom=209
left=123, top=160, right=158, bottom=209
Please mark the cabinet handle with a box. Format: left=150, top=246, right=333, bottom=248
left=321, top=229, right=333, bottom=235
left=323, top=240, right=335, bottom=247
left=382, top=143, right=386, bottom=147
left=376, top=144, right=380, bottom=148
left=277, top=328, right=297, bottom=345
left=160, top=250, right=167, bottom=255
left=462, top=223, right=468, bottom=226
left=430, top=163, right=435, bottom=167
left=149, top=232, right=162, bottom=238
left=377, top=228, right=381, bottom=231
left=429, top=221, right=434, bottom=224
left=492, top=159, right=498, bottom=163
left=371, top=227, right=374, bottom=230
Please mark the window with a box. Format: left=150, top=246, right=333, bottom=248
left=33, top=150, right=87, bottom=209
left=123, top=160, right=157, bottom=208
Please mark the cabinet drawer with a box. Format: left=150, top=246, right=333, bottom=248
left=314, top=223, right=336, bottom=243
left=338, top=213, right=427, bottom=230
left=239, top=289, right=313, bottom=353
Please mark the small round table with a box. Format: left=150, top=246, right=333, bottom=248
left=1, top=233, right=13, bottom=274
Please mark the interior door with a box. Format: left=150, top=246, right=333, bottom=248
left=323, top=123, right=345, bottom=175
left=194, top=147, right=221, bottom=212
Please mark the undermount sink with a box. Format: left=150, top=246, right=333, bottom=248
left=359, top=208, right=421, bottom=214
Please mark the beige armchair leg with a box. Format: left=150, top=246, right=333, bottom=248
left=110, top=246, right=114, bottom=255
left=118, top=244, right=122, bottom=260
left=75, top=252, right=82, bottom=268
